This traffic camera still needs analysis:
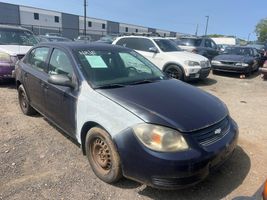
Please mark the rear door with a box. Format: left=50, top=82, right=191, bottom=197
left=44, top=48, right=78, bottom=136
left=22, top=47, right=50, bottom=113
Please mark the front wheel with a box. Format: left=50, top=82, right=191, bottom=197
left=164, top=65, right=184, bottom=80
left=85, top=127, right=122, bottom=183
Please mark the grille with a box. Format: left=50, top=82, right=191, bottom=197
left=192, top=117, right=230, bottom=146
left=17, top=54, right=25, bottom=60
left=221, top=61, right=236, bottom=66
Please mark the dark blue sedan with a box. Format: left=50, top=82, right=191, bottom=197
left=15, top=42, right=238, bottom=189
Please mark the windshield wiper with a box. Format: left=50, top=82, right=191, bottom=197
left=128, top=79, right=158, bottom=85
left=94, top=83, right=126, bottom=89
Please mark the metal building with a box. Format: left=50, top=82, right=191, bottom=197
left=0, top=2, right=178, bottom=40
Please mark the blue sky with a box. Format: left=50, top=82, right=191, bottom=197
left=1, top=0, right=266, bottom=40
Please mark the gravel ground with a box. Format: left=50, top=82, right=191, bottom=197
left=0, top=72, right=266, bottom=200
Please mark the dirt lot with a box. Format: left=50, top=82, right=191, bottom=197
left=0, top=72, right=266, bottom=200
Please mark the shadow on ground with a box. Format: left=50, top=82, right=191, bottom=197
left=189, top=77, right=218, bottom=86
left=213, top=71, right=260, bottom=80
left=116, top=146, right=251, bottom=200
left=0, top=78, right=16, bottom=89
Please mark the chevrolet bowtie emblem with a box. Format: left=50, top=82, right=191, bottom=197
left=215, top=128, right=222, bottom=135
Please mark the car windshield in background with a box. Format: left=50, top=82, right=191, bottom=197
left=74, top=49, right=165, bottom=88
left=153, top=39, right=181, bottom=52
left=0, top=29, right=38, bottom=46
left=224, top=47, right=254, bottom=56
left=179, top=38, right=202, bottom=47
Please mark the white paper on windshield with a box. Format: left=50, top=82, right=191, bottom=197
left=85, top=55, right=108, bottom=68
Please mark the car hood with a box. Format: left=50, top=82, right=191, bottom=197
left=0, top=45, right=32, bottom=56
left=165, top=51, right=208, bottom=62
left=97, top=79, right=228, bottom=132
left=213, top=54, right=254, bottom=63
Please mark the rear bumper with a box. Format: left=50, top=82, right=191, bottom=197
left=113, top=119, right=238, bottom=189
left=212, top=64, right=251, bottom=74
left=0, top=64, right=14, bottom=78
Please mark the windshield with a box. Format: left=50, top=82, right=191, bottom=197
left=153, top=39, right=181, bottom=52
left=74, top=49, right=165, bottom=88
left=178, top=38, right=202, bottom=47
left=0, top=29, right=38, bottom=46
left=224, top=47, right=254, bottom=56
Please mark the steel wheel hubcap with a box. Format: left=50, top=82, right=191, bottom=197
left=20, top=92, right=27, bottom=109
left=92, top=138, right=112, bottom=171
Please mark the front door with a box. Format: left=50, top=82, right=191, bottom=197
left=44, top=48, right=78, bottom=136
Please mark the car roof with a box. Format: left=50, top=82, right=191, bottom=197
left=116, top=36, right=169, bottom=40
left=0, top=24, right=33, bottom=32
left=36, top=42, right=131, bottom=52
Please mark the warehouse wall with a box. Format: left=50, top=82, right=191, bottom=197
left=20, top=6, right=62, bottom=28
left=0, top=2, right=20, bottom=25
left=62, top=13, right=79, bottom=39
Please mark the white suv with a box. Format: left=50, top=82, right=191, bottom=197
left=113, top=36, right=211, bottom=80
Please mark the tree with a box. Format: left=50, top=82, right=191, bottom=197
left=255, top=18, right=267, bottom=42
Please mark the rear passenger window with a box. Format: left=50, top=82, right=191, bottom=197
left=27, top=47, right=49, bottom=71
left=116, top=38, right=156, bottom=52
left=48, top=49, right=74, bottom=78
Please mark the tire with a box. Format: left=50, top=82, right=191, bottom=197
left=85, top=127, right=122, bottom=183
left=212, top=70, right=218, bottom=75
left=18, top=85, right=37, bottom=116
left=164, top=65, right=184, bottom=80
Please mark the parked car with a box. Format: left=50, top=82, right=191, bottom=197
left=45, top=32, right=62, bottom=37
left=0, top=25, right=38, bottom=79
left=211, top=46, right=261, bottom=75
left=259, top=60, right=267, bottom=80
left=15, top=42, right=238, bottom=189
left=263, top=179, right=267, bottom=200
left=74, top=35, right=92, bottom=42
left=96, top=35, right=118, bottom=44
left=36, top=35, right=72, bottom=43
left=113, top=36, right=211, bottom=81
left=175, top=36, right=219, bottom=60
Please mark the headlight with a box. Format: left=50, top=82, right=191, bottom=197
left=185, top=60, right=200, bottom=66
left=0, top=52, right=11, bottom=62
left=235, top=63, right=249, bottom=67
left=211, top=60, right=221, bottom=65
left=132, top=124, right=189, bottom=152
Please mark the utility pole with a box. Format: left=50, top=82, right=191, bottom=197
left=247, top=33, right=251, bottom=43
left=195, top=24, right=199, bottom=36
left=84, top=0, right=87, bottom=36
left=205, top=16, right=209, bottom=36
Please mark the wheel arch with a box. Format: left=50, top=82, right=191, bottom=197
left=162, top=62, right=185, bottom=74
left=80, top=121, right=111, bottom=155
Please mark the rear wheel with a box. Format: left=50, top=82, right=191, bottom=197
left=164, top=65, right=184, bottom=80
left=18, top=85, right=37, bottom=116
left=85, top=127, right=122, bottom=183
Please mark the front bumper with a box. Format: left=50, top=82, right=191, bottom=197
left=0, top=63, right=14, bottom=78
left=113, top=118, right=238, bottom=189
left=185, top=67, right=211, bottom=80
left=212, top=64, right=251, bottom=74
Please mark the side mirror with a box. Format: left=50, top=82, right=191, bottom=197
left=48, top=74, right=76, bottom=89
left=148, top=47, right=158, bottom=53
